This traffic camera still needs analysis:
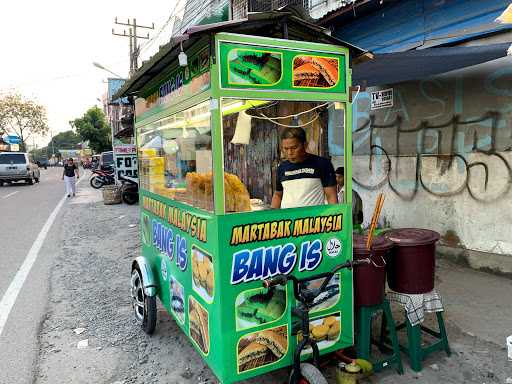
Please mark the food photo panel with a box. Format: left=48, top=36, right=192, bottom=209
left=237, top=325, right=288, bottom=373
left=188, top=296, right=210, bottom=355
left=170, top=275, right=185, bottom=324
left=292, top=55, right=339, bottom=88
left=191, top=246, right=214, bottom=303
left=297, top=313, right=341, bottom=356
left=235, top=286, right=287, bottom=331
left=228, top=48, right=282, bottom=86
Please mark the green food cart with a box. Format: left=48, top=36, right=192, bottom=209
left=120, top=13, right=364, bottom=384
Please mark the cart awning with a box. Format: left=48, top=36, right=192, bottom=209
left=352, top=42, right=511, bottom=87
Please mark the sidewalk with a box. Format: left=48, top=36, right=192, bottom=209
left=33, top=185, right=512, bottom=384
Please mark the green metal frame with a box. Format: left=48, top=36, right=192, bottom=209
left=134, top=32, right=356, bottom=384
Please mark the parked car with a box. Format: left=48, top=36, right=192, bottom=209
left=100, top=150, right=114, bottom=170
left=0, top=152, right=40, bottom=185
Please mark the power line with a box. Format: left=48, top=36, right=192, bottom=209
left=139, top=0, right=187, bottom=55
left=112, top=18, right=155, bottom=76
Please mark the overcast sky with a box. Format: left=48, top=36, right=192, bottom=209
left=0, top=0, right=181, bottom=147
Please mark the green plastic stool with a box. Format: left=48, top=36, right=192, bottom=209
left=392, top=311, right=451, bottom=372
left=356, top=299, right=404, bottom=374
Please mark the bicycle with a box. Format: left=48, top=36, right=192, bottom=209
left=262, top=258, right=371, bottom=384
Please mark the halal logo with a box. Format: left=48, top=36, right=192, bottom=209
left=326, top=238, right=342, bottom=257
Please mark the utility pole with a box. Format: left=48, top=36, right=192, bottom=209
left=112, top=18, right=154, bottom=77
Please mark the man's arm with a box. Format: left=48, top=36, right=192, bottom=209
left=62, top=167, right=65, bottom=180
left=324, top=186, right=338, bottom=204
left=271, top=191, right=283, bottom=209
left=75, top=165, right=80, bottom=178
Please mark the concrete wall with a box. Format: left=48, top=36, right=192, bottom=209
left=345, top=56, right=512, bottom=273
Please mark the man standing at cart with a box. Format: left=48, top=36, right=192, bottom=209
left=271, top=127, right=338, bottom=209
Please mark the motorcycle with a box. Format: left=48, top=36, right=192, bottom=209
left=119, top=174, right=139, bottom=205
left=89, top=167, right=115, bottom=189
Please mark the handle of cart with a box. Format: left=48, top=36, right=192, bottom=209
left=263, top=259, right=370, bottom=305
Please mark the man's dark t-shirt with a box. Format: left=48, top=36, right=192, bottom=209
left=276, top=154, right=336, bottom=208
left=64, top=164, right=77, bottom=177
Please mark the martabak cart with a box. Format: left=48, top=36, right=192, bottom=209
left=119, top=12, right=365, bottom=384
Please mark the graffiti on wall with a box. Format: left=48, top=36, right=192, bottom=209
left=350, top=67, right=512, bottom=203
left=352, top=111, right=512, bottom=202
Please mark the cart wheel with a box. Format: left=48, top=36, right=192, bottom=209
left=289, top=363, right=328, bottom=384
left=131, top=268, right=157, bottom=334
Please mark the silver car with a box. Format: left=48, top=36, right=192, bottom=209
left=0, top=152, right=40, bottom=185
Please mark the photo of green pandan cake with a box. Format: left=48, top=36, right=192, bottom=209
left=229, top=49, right=282, bottom=85
left=236, top=287, right=286, bottom=329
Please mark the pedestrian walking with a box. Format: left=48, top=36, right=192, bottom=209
left=62, top=158, right=79, bottom=197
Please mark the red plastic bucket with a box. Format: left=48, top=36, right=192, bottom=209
left=353, top=234, right=394, bottom=307
left=385, top=228, right=440, bottom=294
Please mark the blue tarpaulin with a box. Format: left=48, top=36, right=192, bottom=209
left=352, top=42, right=511, bottom=86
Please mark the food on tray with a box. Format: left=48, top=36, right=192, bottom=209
left=311, top=324, right=329, bottom=341
left=192, top=248, right=214, bottom=300
left=236, top=288, right=285, bottom=325
left=293, top=56, right=339, bottom=88
left=254, top=330, right=287, bottom=357
left=189, top=298, right=209, bottom=353
left=299, top=315, right=341, bottom=345
left=185, top=172, right=250, bottom=212
left=311, top=57, right=338, bottom=86
left=229, top=51, right=282, bottom=85
left=323, top=316, right=337, bottom=328
left=239, top=341, right=268, bottom=366
left=238, top=326, right=288, bottom=372
left=327, top=321, right=340, bottom=341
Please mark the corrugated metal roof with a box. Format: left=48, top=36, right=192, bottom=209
left=325, top=0, right=512, bottom=53
left=114, top=10, right=366, bottom=99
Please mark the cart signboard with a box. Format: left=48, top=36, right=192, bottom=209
left=133, top=32, right=354, bottom=384
left=218, top=39, right=347, bottom=94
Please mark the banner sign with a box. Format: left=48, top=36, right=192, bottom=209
left=136, top=47, right=211, bottom=117
left=219, top=42, right=347, bottom=94
left=114, top=144, right=138, bottom=179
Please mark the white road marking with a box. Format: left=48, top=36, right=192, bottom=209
left=1, top=191, right=19, bottom=199
left=0, top=176, right=86, bottom=336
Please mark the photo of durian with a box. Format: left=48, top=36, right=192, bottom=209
left=297, top=313, right=341, bottom=356
left=189, top=296, right=210, bottom=354
left=228, top=49, right=282, bottom=86
left=191, top=246, right=214, bottom=303
left=300, top=273, right=340, bottom=313
left=170, top=276, right=185, bottom=323
left=141, top=213, right=151, bottom=245
left=236, top=287, right=286, bottom=330
left=237, top=325, right=288, bottom=373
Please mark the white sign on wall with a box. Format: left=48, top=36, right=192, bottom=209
left=371, top=88, right=394, bottom=110
left=114, top=144, right=138, bottom=179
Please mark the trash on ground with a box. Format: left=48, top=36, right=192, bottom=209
left=73, top=327, right=86, bottom=335
left=77, top=339, right=89, bottom=349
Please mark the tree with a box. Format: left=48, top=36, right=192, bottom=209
left=48, top=130, right=81, bottom=154
left=72, top=106, right=112, bottom=154
left=0, top=94, right=49, bottom=151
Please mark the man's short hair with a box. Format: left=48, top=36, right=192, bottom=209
left=280, top=127, right=307, bottom=144
left=335, top=167, right=344, bottom=175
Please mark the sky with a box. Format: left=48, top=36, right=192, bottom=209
left=0, top=0, right=184, bottom=147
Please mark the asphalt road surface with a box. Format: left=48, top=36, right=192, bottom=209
left=0, top=167, right=84, bottom=384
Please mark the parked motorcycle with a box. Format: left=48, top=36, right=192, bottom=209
left=119, top=174, right=139, bottom=205
left=89, top=167, right=115, bottom=189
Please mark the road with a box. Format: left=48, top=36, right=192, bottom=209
left=0, top=167, right=83, bottom=384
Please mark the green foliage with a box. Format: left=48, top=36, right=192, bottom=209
left=0, top=93, right=49, bottom=151
left=72, top=106, right=112, bottom=154
left=48, top=130, right=81, bottom=153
